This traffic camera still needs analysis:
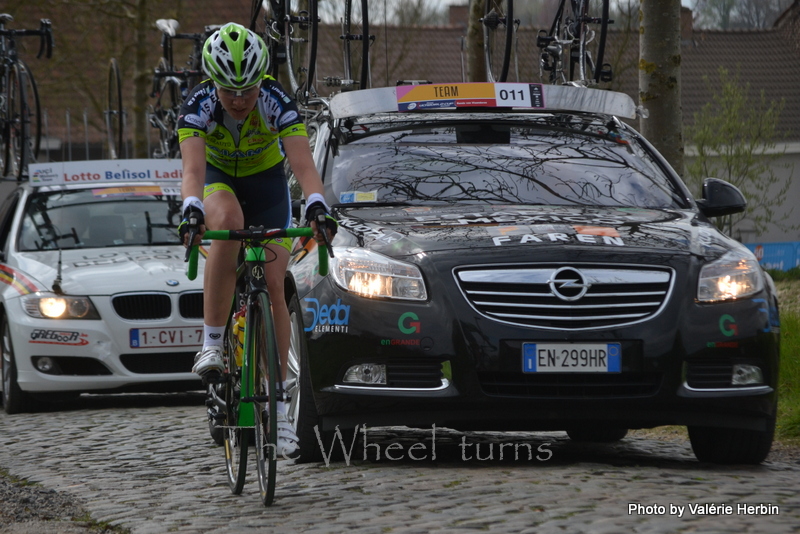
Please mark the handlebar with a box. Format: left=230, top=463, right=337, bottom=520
left=0, top=19, right=54, bottom=59
left=185, top=226, right=333, bottom=281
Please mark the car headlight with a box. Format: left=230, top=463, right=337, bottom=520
left=697, top=249, right=764, bottom=302
left=330, top=248, right=427, bottom=300
left=22, top=294, right=101, bottom=319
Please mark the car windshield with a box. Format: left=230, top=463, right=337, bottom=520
left=18, top=187, right=182, bottom=251
left=327, top=122, right=687, bottom=209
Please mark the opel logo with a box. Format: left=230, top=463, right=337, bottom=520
left=547, top=267, right=591, bottom=301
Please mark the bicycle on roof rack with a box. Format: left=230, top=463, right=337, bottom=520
left=0, top=14, right=52, bottom=181
left=252, top=0, right=320, bottom=106
left=317, top=0, right=372, bottom=93
left=147, top=19, right=217, bottom=159
left=483, top=0, right=613, bottom=86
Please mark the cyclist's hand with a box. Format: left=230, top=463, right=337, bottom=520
left=178, top=209, right=205, bottom=247
left=305, top=200, right=338, bottom=246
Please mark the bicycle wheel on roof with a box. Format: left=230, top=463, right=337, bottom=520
left=342, top=0, right=370, bottom=90
left=3, top=63, right=30, bottom=181
left=285, top=0, right=319, bottom=104
left=106, top=58, right=124, bottom=160
left=18, top=60, right=41, bottom=162
left=483, top=0, right=515, bottom=83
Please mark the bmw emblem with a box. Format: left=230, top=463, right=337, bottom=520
left=166, top=280, right=179, bottom=287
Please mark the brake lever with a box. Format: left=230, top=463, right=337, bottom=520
left=316, top=213, right=334, bottom=258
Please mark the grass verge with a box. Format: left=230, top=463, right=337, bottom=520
left=777, top=309, right=800, bottom=441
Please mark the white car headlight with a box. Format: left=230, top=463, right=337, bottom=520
left=697, top=249, right=764, bottom=303
left=330, top=248, right=427, bottom=300
left=22, top=294, right=101, bottom=319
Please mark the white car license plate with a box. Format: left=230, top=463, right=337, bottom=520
left=129, top=327, right=203, bottom=348
left=522, top=343, right=621, bottom=373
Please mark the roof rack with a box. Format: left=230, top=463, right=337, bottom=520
left=328, top=83, right=640, bottom=121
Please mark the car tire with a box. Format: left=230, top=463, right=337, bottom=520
left=289, top=294, right=356, bottom=464
left=567, top=427, right=628, bottom=443
left=2, top=315, right=36, bottom=415
left=688, top=418, right=775, bottom=465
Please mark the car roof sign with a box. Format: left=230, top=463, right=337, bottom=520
left=329, top=83, right=640, bottom=121
left=27, top=159, right=183, bottom=186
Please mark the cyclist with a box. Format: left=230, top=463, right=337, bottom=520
left=177, top=22, right=336, bottom=457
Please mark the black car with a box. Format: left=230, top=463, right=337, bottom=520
left=280, top=83, right=780, bottom=464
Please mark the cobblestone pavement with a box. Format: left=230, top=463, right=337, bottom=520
left=0, top=393, right=798, bottom=534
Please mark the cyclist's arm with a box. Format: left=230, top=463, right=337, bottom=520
left=180, top=135, right=207, bottom=202
left=282, top=135, right=333, bottom=244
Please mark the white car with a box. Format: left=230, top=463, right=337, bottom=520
left=0, top=161, right=204, bottom=414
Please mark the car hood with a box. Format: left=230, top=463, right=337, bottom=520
left=13, top=246, right=199, bottom=295
left=335, top=204, right=736, bottom=259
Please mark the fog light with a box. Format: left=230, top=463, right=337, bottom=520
left=343, top=364, right=386, bottom=385
left=33, top=356, right=59, bottom=375
left=732, top=364, right=763, bottom=386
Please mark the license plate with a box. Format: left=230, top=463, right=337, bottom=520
left=130, top=327, right=203, bottom=348
left=522, top=343, right=621, bottom=373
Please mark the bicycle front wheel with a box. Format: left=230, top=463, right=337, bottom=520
left=3, top=63, right=30, bottom=181
left=18, top=61, right=41, bottom=162
left=252, top=291, right=279, bottom=506
left=106, top=58, right=124, bottom=159
left=223, top=317, right=248, bottom=495
left=483, top=0, right=514, bottom=82
left=342, top=0, right=370, bottom=89
left=285, top=0, right=318, bottom=104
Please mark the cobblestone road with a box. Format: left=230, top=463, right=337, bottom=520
left=0, top=393, right=798, bottom=534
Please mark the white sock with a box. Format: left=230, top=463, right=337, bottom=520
left=203, top=325, right=225, bottom=348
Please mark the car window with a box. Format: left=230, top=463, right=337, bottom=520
left=18, top=188, right=182, bottom=251
left=327, top=123, right=686, bottom=209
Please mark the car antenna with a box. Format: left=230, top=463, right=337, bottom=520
left=52, top=249, right=64, bottom=295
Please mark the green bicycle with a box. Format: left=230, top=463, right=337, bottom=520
left=187, top=225, right=329, bottom=506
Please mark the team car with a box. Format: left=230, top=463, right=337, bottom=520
left=0, top=161, right=204, bottom=414
left=282, top=83, right=781, bottom=465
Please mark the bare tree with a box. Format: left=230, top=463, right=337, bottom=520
left=639, top=0, right=684, bottom=176
left=691, top=0, right=793, bottom=29
left=466, top=0, right=486, bottom=82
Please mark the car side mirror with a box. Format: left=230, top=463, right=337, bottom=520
left=695, top=178, right=746, bottom=218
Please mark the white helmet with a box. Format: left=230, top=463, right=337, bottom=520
left=202, top=22, right=268, bottom=89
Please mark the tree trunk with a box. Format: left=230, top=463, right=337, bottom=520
left=639, top=0, right=684, bottom=176
left=466, top=0, right=486, bottom=82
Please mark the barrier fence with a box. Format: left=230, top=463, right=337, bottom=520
left=745, top=241, right=800, bottom=272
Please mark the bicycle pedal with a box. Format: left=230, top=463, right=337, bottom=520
left=201, top=371, right=225, bottom=385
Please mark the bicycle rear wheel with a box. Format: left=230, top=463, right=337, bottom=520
left=252, top=291, right=279, bottom=506
left=106, top=58, right=124, bottom=159
left=483, top=0, right=514, bottom=82
left=223, top=316, right=249, bottom=495
left=285, top=0, right=318, bottom=104
left=3, top=63, right=30, bottom=181
left=342, top=0, right=370, bottom=90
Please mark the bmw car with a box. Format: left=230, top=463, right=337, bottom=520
left=0, top=162, right=204, bottom=414
left=282, top=83, right=780, bottom=465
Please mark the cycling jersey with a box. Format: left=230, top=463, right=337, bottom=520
left=177, top=77, right=307, bottom=177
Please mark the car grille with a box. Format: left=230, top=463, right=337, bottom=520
left=179, top=292, right=204, bottom=319
left=478, top=372, right=662, bottom=398
left=113, top=293, right=172, bottom=320
left=455, top=264, right=673, bottom=330
left=120, top=352, right=196, bottom=374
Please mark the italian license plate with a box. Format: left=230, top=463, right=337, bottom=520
left=522, top=343, right=621, bottom=373
left=129, top=327, right=203, bottom=348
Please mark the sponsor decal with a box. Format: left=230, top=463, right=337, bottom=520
left=719, top=314, right=738, bottom=337
left=72, top=250, right=182, bottom=268
left=492, top=232, right=624, bottom=247
left=304, top=298, right=351, bottom=333
left=0, top=265, right=40, bottom=295
left=706, top=341, right=739, bottom=348
left=279, top=110, right=299, bottom=126
left=380, top=338, right=421, bottom=346
left=29, top=329, right=89, bottom=346
left=339, top=191, right=378, bottom=203
left=183, top=114, right=205, bottom=128
left=398, top=312, right=421, bottom=334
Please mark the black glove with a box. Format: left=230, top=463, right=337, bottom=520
left=305, top=201, right=338, bottom=238
left=178, top=209, right=205, bottom=243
